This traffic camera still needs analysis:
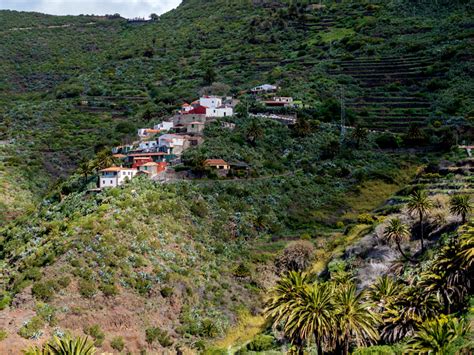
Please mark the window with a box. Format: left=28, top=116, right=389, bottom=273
left=103, top=180, right=105, bottom=184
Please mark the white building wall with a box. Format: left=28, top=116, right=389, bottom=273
left=154, top=121, right=174, bottom=131
left=206, top=107, right=233, bottom=118
left=139, top=141, right=158, bottom=150
left=200, top=97, right=222, bottom=108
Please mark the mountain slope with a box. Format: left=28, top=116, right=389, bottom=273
left=1, top=0, right=472, bottom=221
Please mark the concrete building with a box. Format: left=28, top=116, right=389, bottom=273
left=99, top=167, right=137, bottom=188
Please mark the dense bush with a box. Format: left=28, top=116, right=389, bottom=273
left=275, top=240, right=315, bottom=274
left=145, top=327, right=173, bottom=347
left=83, top=324, right=105, bottom=347
left=110, top=336, right=125, bottom=351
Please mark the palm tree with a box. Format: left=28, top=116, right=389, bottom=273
left=351, top=124, right=368, bottom=149
left=284, top=282, right=335, bottom=354
left=407, top=317, right=470, bottom=353
left=421, top=231, right=473, bottom=313
left=265, top=271, right=311, bottom=352
left=383, top=218, right=412, bottom=262
left=407, top=190, right=433, bottom=252
left=77, top=159, right=94, bottom=183
left=449, top=195, right=472, bottom=224
left=368, top=275, right=399, bottom=311
left=92, top=149, right=117, bottom=171
left=23, top=335, right=96, bottom=355
left=245, top=119, right=264, bottom=146
left=381, top=286, right=438, bottom=343
left=334, top=284, right=379, bottom=355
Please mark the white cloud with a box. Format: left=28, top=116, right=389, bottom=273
left=0, top=0, right=182, bottom=18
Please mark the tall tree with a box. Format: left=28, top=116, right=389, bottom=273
left=244, top=119, right=264, bottom=146
left=285, top=282, right=335, bottom=354
left=265, top=271, right=311, bottom=353
left=407, top=190, right=433, bottom=252
left=334, top=284, right=379, bottom=355
left=449, top=195, right=471, bottom=224
left=383, top=218, right=413, bottom=262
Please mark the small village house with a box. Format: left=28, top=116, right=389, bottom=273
left=138, top=162, right=167, bottom=177
left=112, top=144, right=134, bottom=154
left=186, top=121, right=205, bottom=134
left=158, top=134, right=186, bottom=155
left=153, top=121, right=174, bottom=131
left=127, top=152, right=171, bottom=164
left=131, top=156, right=153, bottom=169
left=251, top=84, right=278, bottom=94
left=206, top=105, right=233, bottom=118
left=138, top=128, right=161, bottom=139
left=205, top=159, right=230, bottom=177
left=138, top=140, right=159, bottom=151
left=264, top=96, right=294, bottom=107
left=99, top=167, right=137, bottom=189
left=200, top=96, right=222, bottom=108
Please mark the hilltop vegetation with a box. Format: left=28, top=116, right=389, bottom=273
left=0, top=0, right=473, bottom=221
left=0, top=0, right=473, bottom=353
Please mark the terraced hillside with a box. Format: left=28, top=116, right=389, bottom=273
left=0, top=0, right=472, bottom=218
left=330, top=55, right=434, bottom=131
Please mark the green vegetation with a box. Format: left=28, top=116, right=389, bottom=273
left=263, top=217, right=473, bottom=354
left=110, top=336, right=125, bottom=351
left=83, top=325, right=105, bottom=347
left=0, top=0, right=472, bottom=353
left=23, top=335, right=96, bottom=355
left=0, top=0, right=472, bottom=221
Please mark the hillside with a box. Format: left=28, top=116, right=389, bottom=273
left=1, top=0, right=473, bottom=222
left=0, top=0, right=473, bottom=353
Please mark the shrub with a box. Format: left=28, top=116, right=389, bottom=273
left=110, top=336, right=125, bottom=351
left=0, top=292, right=11, bottom=310
left=247, top=334, right=276, bottom=351
left=160, top=286, right=173, bottom=298
left=275, top=240, right=315, bottom=273
left=0, top=328, right=7, bottom=341
left=300, top=233, right=312, bottom=240
left=199, top=319, right=219, bottom=338
left=79, top=280, right=97, bottom=298
left=233, top=263, right=251, bottom=278
left=57, top=276, right=71, bottom=288
left=31, top=280, right=57, bottom=301
left=100, top=283, right=119, bottom=297
left=357, top=213, right=375, bottom=224
left=35, top=302, right=57, bottom=325
left=18, top=316, right=44, bottom=339
left=83, top=324, right=105, bottom=347
left=23, top=267, right=42, bottom=281
left=145, top=327, right=173, bottom=347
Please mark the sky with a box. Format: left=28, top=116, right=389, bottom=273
left=0, top=0, right=182, bottom=18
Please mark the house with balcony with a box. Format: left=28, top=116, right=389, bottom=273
left=99, top=167, right=138, bottom=189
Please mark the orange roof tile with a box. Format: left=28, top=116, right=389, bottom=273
left=204, top=159, right=228, bottom=166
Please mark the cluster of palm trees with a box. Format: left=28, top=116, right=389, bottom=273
left=265, top=272, right=379, bottom=354
left=383, top=191, right=471, bottom=261
left=265, top=192, right=473, bottom=354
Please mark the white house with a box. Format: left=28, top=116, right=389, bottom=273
left=158, top=134, right=186, bottom=155
left=99, top=167, right=137, bottom=189
left=200, top=96, right=222, bottom=108
left=138, top=129, right=160, bottom=138
left=273, top=96, right=293, bottom=104
left=139, top=140, right=159, bottom=151
left=251, top=84, right=278, bottom=93
left=206, top=105, right=233, bottom=118
left=153, top=121, right=174, bottom=131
